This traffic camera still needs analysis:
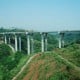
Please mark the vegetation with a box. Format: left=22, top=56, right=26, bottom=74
left=16, top=50, right=80, bottom=80
left=0, top=44, right=31, bottom=80
left=54, top=42, right=80, bottom=67
left=0, top=28, right=80, bottom=80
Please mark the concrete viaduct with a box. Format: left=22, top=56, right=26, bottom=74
left=0, top=30, right=79, bottom=55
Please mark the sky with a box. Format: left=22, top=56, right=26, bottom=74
left=0, top=0, right=80, bottom=31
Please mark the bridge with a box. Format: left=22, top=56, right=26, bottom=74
left=0, top=30, right=80, bottom=55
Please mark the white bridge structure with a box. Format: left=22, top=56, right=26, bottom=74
left=0, top=30, right=80, bottom=55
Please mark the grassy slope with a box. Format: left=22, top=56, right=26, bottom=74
left=0, top=44, right=33, bottom=80
left=0, top=52, right=32, bottom=80
left=54, top=43, right=80, bottom=67
left=17, top=51, right=80, bottom=80
left=9, top=54, right=32, bottom=79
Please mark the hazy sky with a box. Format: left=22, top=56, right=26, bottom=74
left=0, top=0, right=80, bottom=31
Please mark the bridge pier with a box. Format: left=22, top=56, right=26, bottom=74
left=41, top=33, right=45, bottom=52
left=15, top=34, right=18, bottom=51
left=59, top=34, right=62, bottom=48
left=58, top=32, right=64, bottom=48
left=45, top=33, right=48, bottom=51
left=62, top=39, right=64, bottom=47
left=19, top=36, right=21, bottom=51
left=26, top=33, right=30, bottom=55
left=31, top=33, right=34, bottom=53
left=4, top=35, right=7, bottom=44
left=9, top=37, right=11, bottom=44
left=41, top=32, right=48, bottom=52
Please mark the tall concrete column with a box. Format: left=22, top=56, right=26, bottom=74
left=31, top=34, right=34, bottom=53
left=41, top=33, right=44, bottom=52
left=9, top=37, right=11, bottom=44
left=59, top=33, right=62, bottom=48
left=19, top=36, right=21, bottom=51
left=62, top=33, right=65, bottom=47
left=58, top=32, right=65, bottom=48
left=45, top=33, right=48, bottom=51
left=27, top=33, right=30, bottom=55
left=4, top=35, right=7, bottom=44
left=15, top=35, right=18, bottom=51
left=62, top=40, right=64, bottom=47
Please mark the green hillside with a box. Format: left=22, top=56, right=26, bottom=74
left=0, top=43, right=32, bottom=80
left=54, top=43, right=80, bottom=67
left=16, top=43, right=80, bottom=80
